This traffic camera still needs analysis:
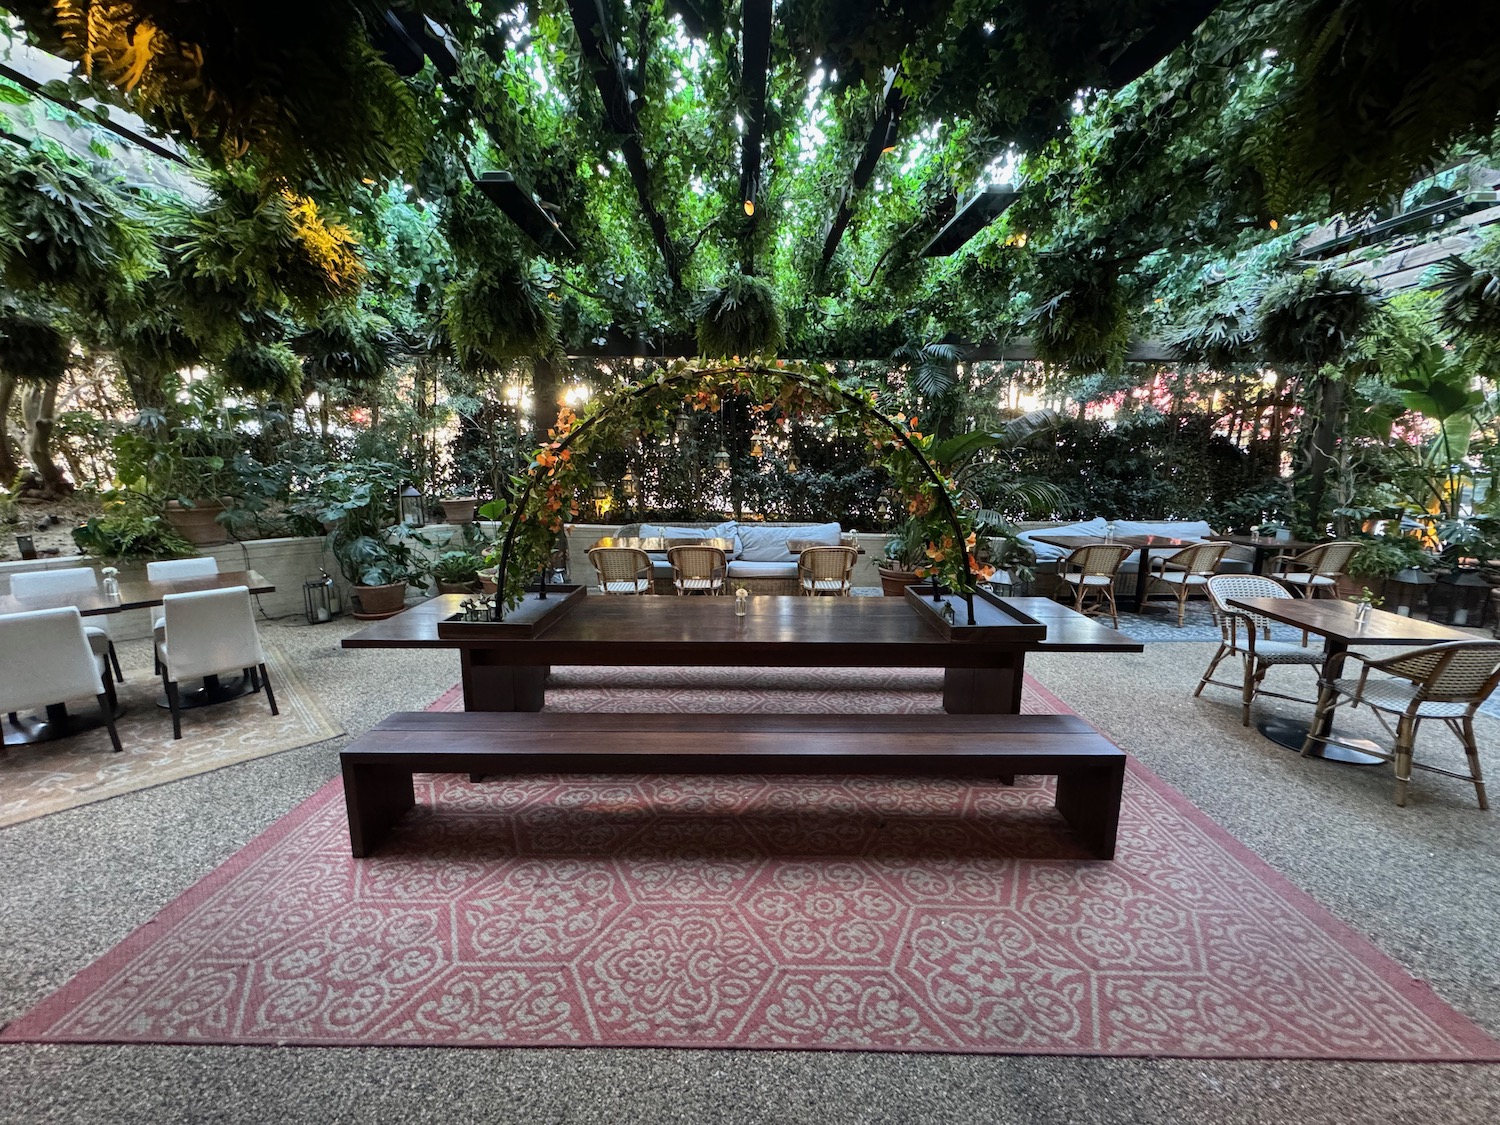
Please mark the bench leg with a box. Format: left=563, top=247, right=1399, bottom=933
left=342, top=761, right=416, bottom=858
left=1053, top=760, right=1125, bottom=860
left=943, top=657, right=1024, bottom=714
left=460, top=650, right=547, bottom=712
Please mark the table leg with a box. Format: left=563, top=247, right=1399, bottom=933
left=460, top=649, right=546, bottom=712
left=1131, top=545, right=1152, bottom=612
left=1255, top=639, right=1383, bottom=765
left=943, top=656, right=1024, bottom=714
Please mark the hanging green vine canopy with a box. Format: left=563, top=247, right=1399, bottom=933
left=491, top=358, right=992, bottom=611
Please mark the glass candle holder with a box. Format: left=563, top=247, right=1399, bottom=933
left=735, top=590, right=748, bottom=617
left=101, top=567, right=120, bottom=598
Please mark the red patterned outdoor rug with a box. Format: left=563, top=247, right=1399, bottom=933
left=4, top=669, right=1496, bottom=1061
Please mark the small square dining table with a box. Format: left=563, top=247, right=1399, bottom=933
left=1226, top=595, right=1476, bottom=763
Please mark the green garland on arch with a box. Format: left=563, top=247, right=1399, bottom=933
left=491, top=357, right=994, bottom=613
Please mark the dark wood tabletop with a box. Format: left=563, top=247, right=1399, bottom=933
left=343, top=592, right=1143, bottom=661
left=1210, top=533, right=1320, bottom=552
left=0, top=569, right=274, bottom=617
left=1226, top=596, right=1474, bottom=646
left=588, top=536, right=734, bottom=553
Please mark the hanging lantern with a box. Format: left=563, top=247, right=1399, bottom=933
left=749, top=438, right=764, bottom=458
left=398, top=484, right=425, bottom=526
left=303, top=570, right=336, bottom=624
left=785, top=454, right=800, bottom=475
left=714, top=447, right=731, bottom=472
left=675, top=407, right=692, bottom=436
left=620, top=469, right=637, bottom=500
left=876, top=497, right=892, bottom=522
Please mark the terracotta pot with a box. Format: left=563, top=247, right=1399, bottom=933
left=878, top=564, right=923, bottom=597
left=351, top=581, right=409, bottom=619
left=436, top=580, right=478, bottom=595
left=477, top=567, right=498, bottom=594
left=163, top=499, right=230, bottom=547
left=439, top=497, right=478, bottom=524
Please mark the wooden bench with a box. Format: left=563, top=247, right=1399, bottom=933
left=339, top=711, right=1128, bottom=860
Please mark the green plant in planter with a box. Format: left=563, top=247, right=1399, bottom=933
left=431, top=549, right=484, bottom=590
left=71, top=490, right=195, bottom=563
left=330, top=522, right=432, bottom=589
left=1348, top=535, right=1434, bottom=579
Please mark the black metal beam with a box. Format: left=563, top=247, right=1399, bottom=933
left=475, top=171, right=577, bottom=253
left=565, top=0, right=682, bottom=286
left=0, top=62, right=189, bottom=166
left=562, top=334, right=1175, bottom=363
left=820, top=69, right=905, bottom=265
left=1101, top=0, right=1226, bottom=87
left=739, top=0, right=773, bottom=216
left=918, top=186, right=1018, bottom=257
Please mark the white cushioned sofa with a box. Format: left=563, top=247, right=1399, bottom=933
left=618, top=521, right=845, bottom=594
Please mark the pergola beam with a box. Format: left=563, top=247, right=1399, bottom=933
left=565, top=0, right=682, bottom=286
left=819, top=68, right=905, bottom=265
left=564, top=332, right=1176, bottom=363
left=739, top=0, right=773, bottom=218
left=918, top=186, right=1018, bottom=257
left=474, top=171, right=577, bottom=253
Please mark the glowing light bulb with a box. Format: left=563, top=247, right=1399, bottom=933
left=743, top=199, right=755, bottom=216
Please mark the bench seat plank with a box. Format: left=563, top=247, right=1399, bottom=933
left=340, top=711, right=1126, bottom=861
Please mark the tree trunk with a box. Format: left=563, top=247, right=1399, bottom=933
left=0, top=372, right=20, bottom=484
left=531, top=354, right=564, bottom=440
left=1292, top=365, right=1345, bottom=537
left=18, top=379, right=71, bottom=498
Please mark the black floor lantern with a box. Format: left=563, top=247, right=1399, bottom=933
left=303, top=570, right=339, bottom=624
left=1426, top=568, right=1491, bottom=628
left=1384, top=568, right=1435, bottom=617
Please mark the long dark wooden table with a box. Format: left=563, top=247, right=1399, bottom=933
left=343, top=593, right=1142, bottom=715
left=1, top=569, right=275, bottom=746
left=1031, top=534, right=1201, bottom=612
left=1227, top=596, right=1475, bottom=763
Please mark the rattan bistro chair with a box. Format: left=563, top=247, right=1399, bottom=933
left=1195, top=574, right=1323, bottom=726
left=1147, top=541, right=1231, bottom=626
left=1300, top=640, right=1500, bottom=808
left=1271, top=540, right=1360, bottom=599
left=797, top=545, right=857, bottom=596
left=587, top=546, right=653, bottom=595
left=667, top=544, right=727, bottom=595
left=1058, top=543, right=1132, bottom=627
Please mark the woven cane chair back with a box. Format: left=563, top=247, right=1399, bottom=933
left=1205, top=574, right=1289, bottom=636
left=797, top=546, right=857, bottom=595
left=1066, top=544, right=1131, bottom=578
left=667, top=545, right=727, bottom=593
left=1162, top=542, right=1230, bottom=576
left=588, top=547, right=653, bottom=594
left=1290, top=540, right=1360, bottom=579
left=1380, top=641, right=1500, bottom=704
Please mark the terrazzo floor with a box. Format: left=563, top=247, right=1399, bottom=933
left=1, top=605, right=1497, bottom=1125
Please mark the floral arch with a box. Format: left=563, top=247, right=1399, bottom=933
left=491, top=358, right=991, bottom=612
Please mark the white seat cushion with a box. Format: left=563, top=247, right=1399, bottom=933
left=1334, top=676, right=1471, bottom=717
left=676, top=577, right=723, bottom=592
left=1063, top=574, right=1114, bottom=587
left=1279, top=573, right=1335, bottom=587
left=1152, top=572, right=1210, bottom=586
left=601, top=579, right=651, bottom=594
left=801, top=578, right=848, bottom=592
